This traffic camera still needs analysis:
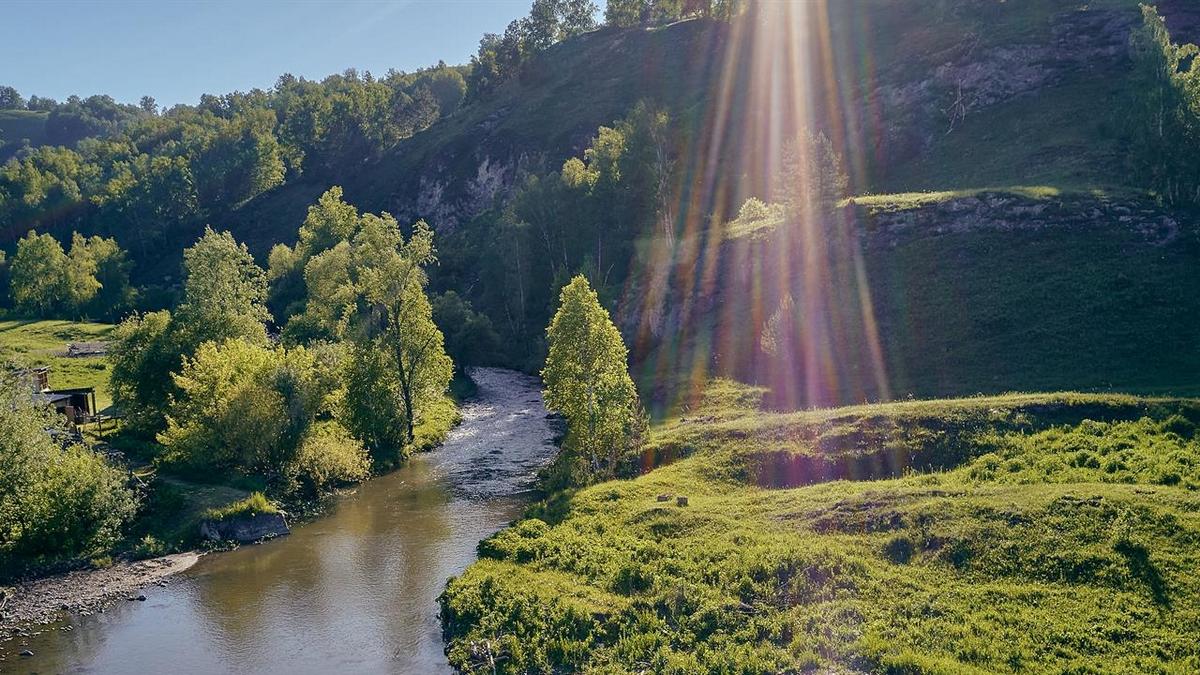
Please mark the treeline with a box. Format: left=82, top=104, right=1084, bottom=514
left=1128, top=5, right=1200, bottom=205
left=0, top=63, right=465, bottom=253
left=467, top=0, right=746, bottom=102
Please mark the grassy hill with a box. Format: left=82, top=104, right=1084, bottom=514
left=0, top=319, right=114, bottom=408
left=441, top=382, right=1200, bottom=673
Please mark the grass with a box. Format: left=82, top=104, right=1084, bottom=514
left=875, top=74, right=1132, bottom=195
left=201, top=492, right=279, bottom=521
left=441, top=383, right=1200, bottom=673
left=0, top=319, right=115, bottom=409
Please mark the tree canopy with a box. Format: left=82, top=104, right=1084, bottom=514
left=542, top=275, right=645, bottom=486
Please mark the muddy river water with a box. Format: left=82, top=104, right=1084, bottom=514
left=11, top=368, right=557, bottom=674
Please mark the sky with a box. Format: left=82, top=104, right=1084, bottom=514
left=0, top=0, right=531, bottom=107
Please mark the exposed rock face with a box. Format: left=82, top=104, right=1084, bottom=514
left=856, top=193, right=1183, bottom=249
left=872, top=8, right=1138, bottom=161
left=199, top=512, right=290, bottom=544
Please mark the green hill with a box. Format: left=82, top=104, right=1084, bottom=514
left=442, top=384, right=1200, bottom=673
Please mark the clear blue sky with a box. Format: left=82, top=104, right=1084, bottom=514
left=1, top=0, right=532, bottom=107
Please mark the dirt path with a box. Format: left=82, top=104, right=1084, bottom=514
left=1, top=552, right=200, bottom=644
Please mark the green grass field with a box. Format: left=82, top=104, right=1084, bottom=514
left=0, top=319, right=115, bottom=409
left=441, top=383, right=1200, bottom=673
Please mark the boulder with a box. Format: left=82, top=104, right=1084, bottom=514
left=200, top=512, right=290, bottom=543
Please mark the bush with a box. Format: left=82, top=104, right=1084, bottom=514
left=292, top=422, right=371, bottom=494
left=203, top=492, right=279, bottom=522
left=0, top=373, right=136, bottom=574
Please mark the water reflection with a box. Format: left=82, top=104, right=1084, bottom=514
left=6, top=368, right=553, bottom=674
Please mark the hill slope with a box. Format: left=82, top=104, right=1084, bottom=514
left=441, top=384, right=1200, bottom=673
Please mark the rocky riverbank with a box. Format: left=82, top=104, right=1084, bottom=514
left=0, top=552, right=200, bottom=654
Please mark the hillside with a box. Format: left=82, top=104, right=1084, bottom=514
left=0, top=109, right=49, bottom=161
left=216, top=0, right=1198, bottom=407
left=441, top=383, right=1200, bottom=673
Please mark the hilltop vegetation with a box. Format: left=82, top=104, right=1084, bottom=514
left=442, top=384, right=1200, bottom=673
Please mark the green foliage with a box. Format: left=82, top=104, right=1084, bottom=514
left=432, top=290, right=501, bottom=367
left=6, top=230, right=133, bottom=320
left=108, top=309, right=179, bottom=435
left=472, top=103, right=672, bottom=364
left=174, top=226, right=271, bottom=348
left=0, top=63, right=461, bottom=251
left=8, top=230, right=72, bottom=317
left=542, top=276, right=647, bottom=486
left=158, top=338, right=354, bottom=492
left=467, top=0, right=598, bottom=101
left=110, top=227, right=270, bottom=437
left=202, top=491, right=279, bottom=521
left=293, top=421, right=371, bottom=494
left=279, top=189, right=454, bottom=456
left=443, top=386, right=1200, bottom=673
left=1126, top=5, right=1200, bottom=205
left=604, top=0, right=746, bottom=27
left=0, top=371, right=136, bottom=576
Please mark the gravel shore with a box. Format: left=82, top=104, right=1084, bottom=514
left=0, top=552, right=200, bottom=645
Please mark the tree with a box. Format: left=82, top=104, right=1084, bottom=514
left=73, top=233, right=135, bottom=320
left=771, top=129, right=848, bottom=218
left=279, top=189, right=454, bottom=457
left=344, top=216, right=452, bottom=449
left=542, top=275, right=646, bottom=485
left=8, top=231, right=71, bottom=316
left=174, top=227, right=271, bottom=349
left=0, top=86, right=23, bottom=110
left=0, top=370, right=136, bottom=565
left=1127, top=6, right=1200, bottom=205
left=109, top=309, right=180, bottom=436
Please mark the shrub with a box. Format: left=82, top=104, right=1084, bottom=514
left=292, top=422, right=371, bottom=494
left=203, top=492, right=279, bottom=522
left=0, top=373, right=136, bottom=574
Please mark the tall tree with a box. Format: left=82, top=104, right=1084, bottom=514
left=174, top=227, right=271, bottom=349
left=542, top=275, right=646, bottom=485
left=8, top=231, right=71, bottom=317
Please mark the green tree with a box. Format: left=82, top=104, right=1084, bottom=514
left=0, top=371, right=136, bottom=567
left=0, top=86, right=23, bottom=109
left=343, top=216, right=453, bottom=449
left=109, top=309, right=179, bottom=436
left=8, top=231, right=71, bottom=316
left=73, top=233, right=135, bottom=320
left=771, top=129, right=847, bottom=217
left=174, top=226, right=271, bottom=349
left=542, top=275, right=646, bottom=485
left=1128, top=5, right=1200, bottom=205
left=158, top=338, right=366, bottom=491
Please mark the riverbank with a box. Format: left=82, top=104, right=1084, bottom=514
left=7, top=367, right=560, bottom=672
left=1, top=552, right=200, bottom=649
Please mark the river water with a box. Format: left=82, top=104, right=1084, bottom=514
left=11, top=368, right=557, bottom=674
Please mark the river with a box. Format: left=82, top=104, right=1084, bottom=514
left=10, top=368, right=557, bottom=674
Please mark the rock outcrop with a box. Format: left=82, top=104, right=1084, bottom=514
left=199, top=512, right=290, bottom=544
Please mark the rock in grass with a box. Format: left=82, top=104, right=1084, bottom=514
left=676, top=496, right=689, bottom=507
left=656, top=493, right=672, bottom=502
